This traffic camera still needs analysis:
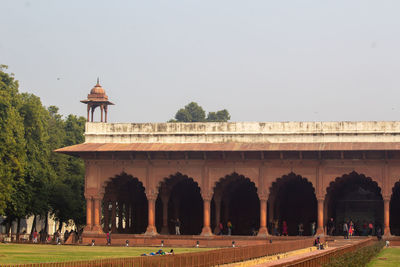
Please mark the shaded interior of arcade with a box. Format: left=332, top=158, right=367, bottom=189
left=98, top=169, right=400, bottom=237
left=325, top=172, right=384, bottom=236
left=268, top=173, right=317, bottom=236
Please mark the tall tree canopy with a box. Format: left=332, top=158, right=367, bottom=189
left=0, top=65, right=26, bottom=215
left=171, top=102, right=231, bottom=122
left=0, top=66, right=86, bottom=231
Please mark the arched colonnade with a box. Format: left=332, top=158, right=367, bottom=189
left=85, top=171, right=400, bottom=236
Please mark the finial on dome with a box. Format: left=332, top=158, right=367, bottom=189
left=96, top=77, right=100, bottom=86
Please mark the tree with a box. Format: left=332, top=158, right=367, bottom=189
left=171, top=102, right=231, bottom=122
left=174, top=102, right=206, bottom=122
left=19, top=93, right=52, bottom=220
left=0, top=66, right=87, bottom=235
left=48, top=114, right=86, bottom=229
left=206, top=109, right=231, bottom=122
left=0, top=65, right=26, bottom=217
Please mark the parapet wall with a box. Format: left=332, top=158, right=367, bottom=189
left=84, top=121, right=400, bottom=144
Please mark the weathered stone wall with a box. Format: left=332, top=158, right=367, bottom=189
left=85, top=121, right=400, bottom=144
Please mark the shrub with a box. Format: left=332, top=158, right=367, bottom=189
left=323, top=241, right=385, bottom=267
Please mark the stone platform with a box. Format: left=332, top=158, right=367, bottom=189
left=82, top=233, right=313, bottom=247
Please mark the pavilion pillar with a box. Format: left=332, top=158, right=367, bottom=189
left=145, top=195, right=158, bottom=235
left=111, top=200, right=117, bottom=232
left=91, top=197, right=103, bottom=233
left=384, top=197, right=391, bottom=236
left=104, top=106, right=108, bottom=123
left=84, top=197, right=93, bottom=231
left=160, top=194, right=170, bottom=234
left=86, top=105, right=90, bottom=122
left=201, top=196, right=213, bottom=236
left=316, top=198, right=324, bottom=235
left=213, top=197, right=221, bottom=234
left=258, top=197, right=269, bottom=237
left=91, top=107, right=95, bottom=122
left=100, top=105, right=104, bottom=122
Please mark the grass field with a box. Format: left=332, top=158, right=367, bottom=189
left=367, top=247, right=400, bottom=267
left=0, top=243, right=213, bottom=264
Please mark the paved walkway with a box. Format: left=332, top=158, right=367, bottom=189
left=232, top=238, right=362, bottom=267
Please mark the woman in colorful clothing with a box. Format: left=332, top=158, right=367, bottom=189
left=349, top=221, right=354, bottom=237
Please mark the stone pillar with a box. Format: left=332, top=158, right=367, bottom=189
left=258, top=197, right=269, bottom=237
left=160, top=194, right=170, bottom=234
left=100, top=105, right=104, bottom=122
left=84, top=197, right=93, bottom=231
left=91, top=197, right=103, bottom=233
left=213, top=197, right=221, bottom=234
left=86, top=105, right=90, bottom=122
left=201, top=197, right=212, bottom=236
left=145, top=195, right=158, bottom=235
left=316, top=198, right=324, bottom=235
left=91, top=107, right=94, bottom=122
left=384, top=198, right=391, bottom=236
left=111, top=200, right=117, bottom=232
left=104, top=106, right=108, bottom=123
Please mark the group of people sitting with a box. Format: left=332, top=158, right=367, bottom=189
left=141, top=249, right=174, bottom=256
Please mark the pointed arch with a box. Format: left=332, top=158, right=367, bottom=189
left=325, top=171, right=383, bottom=236
left=390, top=181, right=400, bottom=235
left=213, top=172, right=260, bottom=235
left=268, top=172, right=317, bottom=236
left=156, top=172, right=203, bottom=235
left=102, top=172, right=148, bottom=234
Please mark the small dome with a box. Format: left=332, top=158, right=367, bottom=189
left=90, top=84, right=105, bottom=95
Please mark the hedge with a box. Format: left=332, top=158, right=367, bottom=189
left=323, top=241, right=385, bottom=267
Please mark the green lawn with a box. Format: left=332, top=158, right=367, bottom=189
left=367, top=247, right=400, bottom=267
left=0, top=243, right=213, bottom=264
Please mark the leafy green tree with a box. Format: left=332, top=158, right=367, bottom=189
left=174, top=102, right=206, bottom=122
left=0, top=65, right=26, bottom=216
left=48, top=114, right=86, bottom=229
left=171, top=102, right=231, bottom=122
left=206, top=109, right=231, bottom=122
left=19, top=93, right=52, bottom=221
left=0, top=66, right=87, bottom=234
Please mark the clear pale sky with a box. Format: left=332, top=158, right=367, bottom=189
left=1, top=0, right=400, bottom=123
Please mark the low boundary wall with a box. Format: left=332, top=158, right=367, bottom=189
left=4, top=238, right=315, bottom=267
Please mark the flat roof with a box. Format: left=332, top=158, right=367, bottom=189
left=55, top=121, right=400, bottom=155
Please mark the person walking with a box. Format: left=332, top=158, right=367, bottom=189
left=175, top=219, right=181, bottom=235
left=227, top=221, right=233, bottom=236
left=343, top=222, right=349, bottom=239
left=311, top=222, right=316, bottom=236
left=106, top=230, right=111, bottom=245
left=33, top=230, right=38, bottom=243
left=282, top=221, right=288, bottom=236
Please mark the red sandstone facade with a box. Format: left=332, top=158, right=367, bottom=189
left=56, top=84, right=400, bottom=242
